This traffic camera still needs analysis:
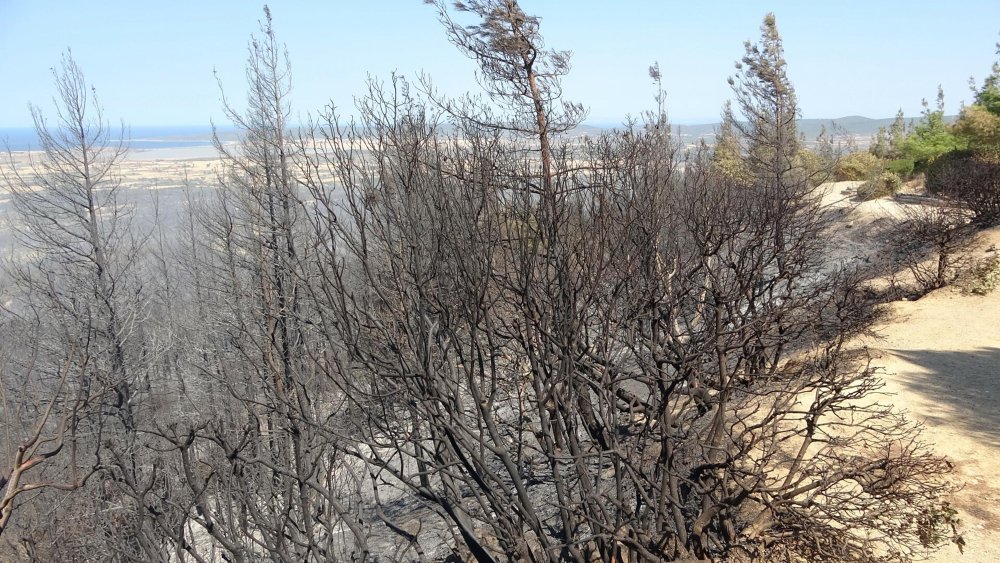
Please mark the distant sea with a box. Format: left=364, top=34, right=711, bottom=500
left=2, top=116, right=941, bottom=153
left=0, top=125, right=235, bottom=152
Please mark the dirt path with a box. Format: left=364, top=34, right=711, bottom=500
left=865, top=278, right=1000, bottom=562
left=818, top=182, right=1000, bottom=560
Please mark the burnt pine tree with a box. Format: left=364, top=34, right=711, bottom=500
left=1, top=53, right=148, bottom=551
left=151, top=8, right=370, bottom=560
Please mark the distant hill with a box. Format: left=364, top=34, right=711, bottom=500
left=672, top=116, right=924, bottom=146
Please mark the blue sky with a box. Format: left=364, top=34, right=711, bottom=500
left=0, top=1, right=998, bottom=127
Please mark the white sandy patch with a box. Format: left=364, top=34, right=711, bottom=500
left=127, top=143, right=236, bottom=161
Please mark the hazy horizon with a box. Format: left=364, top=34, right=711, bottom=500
left=0, top=112, right=935, bottom=152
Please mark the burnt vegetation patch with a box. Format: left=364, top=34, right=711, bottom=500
left=2, top=3, right=988, bottom=562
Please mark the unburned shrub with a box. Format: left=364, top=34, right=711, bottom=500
left=886, top=158, right=915, bottom=178
left=835, top=151, right=884, bottom=181
left=858, top=171, right=902, bottom=200
left=795, top=148, right=832, bottom=187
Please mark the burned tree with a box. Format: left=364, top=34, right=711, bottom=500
left=0, top=317, right=94, bottom=543
left=138, top=8, right=370, bottom=561
left=892, top=204, right=977, bottom=292
left=2, top=52, right=141, bottom=445
left=0, top=53, right=151, bottom=556
left=305, top=6, right=957, bottom=562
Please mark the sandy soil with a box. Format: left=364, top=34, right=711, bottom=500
left=1, top=148, right=222, bottom=190
left=869, top=281, right=1000, bottom=562
left=820, top=181, right=1000, bottom=561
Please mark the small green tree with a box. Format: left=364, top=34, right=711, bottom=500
left=711, top=100, right=750, bottom=181
left=886, top=157, right=916, bottom=178
left=954, top=41, right=1000, bottom=148
left=729, top=13, right=801, bottom=183
left=899, top=86, right=965, bottom=168
left=889, top=108, right=909, bottom=156
left=870, top=125, right=891, bottom=158
left=972, top=40, right=1000, bottom=116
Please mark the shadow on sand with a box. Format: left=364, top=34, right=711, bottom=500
left=889, top=346, right=1000, bottom=449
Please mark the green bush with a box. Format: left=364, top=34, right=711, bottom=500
left=899, top=87, right=966, bottom=170
left=835, top=151, right=884, bottom=181
left=926, top=148, right=1000, bottom=225
left=857, top=171, right=902, bottom=200
left=886, top=158, right=915, bottom=178
left=953, top=104, right=1000, bottom=148
left=900, top=128, right=965, bottom=172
